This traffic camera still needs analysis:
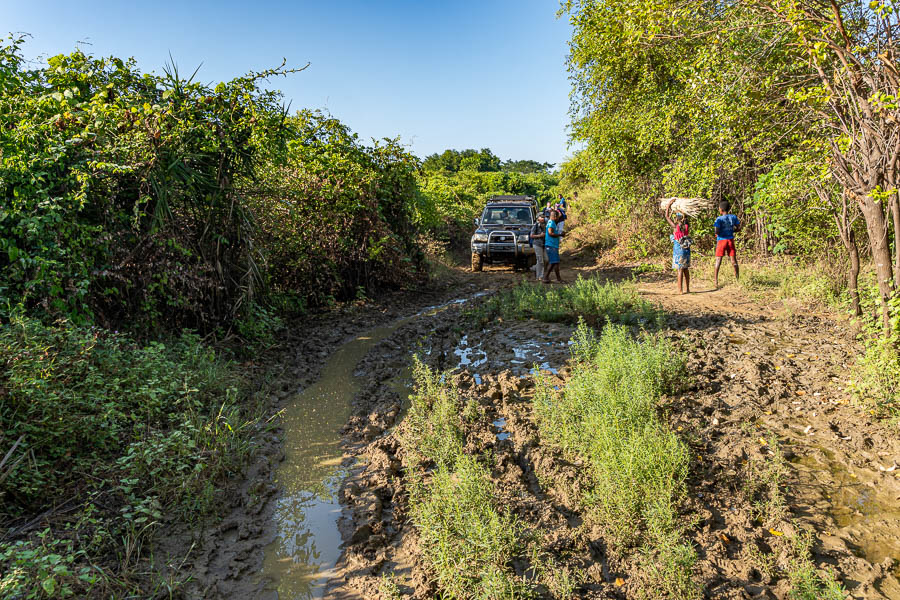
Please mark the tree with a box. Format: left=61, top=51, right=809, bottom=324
left=747, top=0, right=900, bottom=333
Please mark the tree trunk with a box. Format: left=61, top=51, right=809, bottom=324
left=847, top=228, right=862, bottom=317
left=891, top=193, right=900, bottom=289
left=860, top=197, right=896, bottom=334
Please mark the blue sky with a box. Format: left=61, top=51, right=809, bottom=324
left=3, top=1, right=574, bottom=166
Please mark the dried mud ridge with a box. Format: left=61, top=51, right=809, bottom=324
left=326, top=284, right=900, bottom=599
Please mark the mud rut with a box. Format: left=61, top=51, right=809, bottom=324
left=166, top=266, right=900, bottom=600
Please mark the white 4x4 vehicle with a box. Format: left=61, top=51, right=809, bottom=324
left=470, top=196, right=537, bottom=272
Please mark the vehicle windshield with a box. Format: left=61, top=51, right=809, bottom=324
left=480, top=207, right=533, bottom=226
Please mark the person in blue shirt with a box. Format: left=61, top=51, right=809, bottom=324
left=542, top=209, right=564, bottom=284
left=714, top=200, right=741, bottom=288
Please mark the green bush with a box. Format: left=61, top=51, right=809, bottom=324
left=0, top=312, right=243, bottom=511
left=399, top=359, right=533, bottom=598
left=534, top=322, right=697, bottom=598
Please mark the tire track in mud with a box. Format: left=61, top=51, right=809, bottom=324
left=152, top=282, right=496, bottom=599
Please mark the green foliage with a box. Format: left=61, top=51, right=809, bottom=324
left=399, top=359, right=534, bottom=599
left=533, top=321, right=697, bottom=598
left=742, top=435, right=789, bottom=527
left=0, top=311, right=242, bottom=511
left=749, top=150, right=837, bottom=255
left=0, top=311, right=263, bottom=596
left=250, top=110, right=426, bottom=307
left=734, top=260, right=846, bottom=309
left=473, top=277, right=661, bottom=326
left=0, top=37, right=427, bottom=331
left=0, top=532, right=102, bottom=599
left=786, top=531, right=848, bottom=600
left=422, top=148, right=502, bottom=173
left=0, top=37, right=298, bottom=330
left=416, top=152, right=559, bottom=244
left=559, top=1, right=843, bottom=258
left=850, top=277, right=900, bottom=415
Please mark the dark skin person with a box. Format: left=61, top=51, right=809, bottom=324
left=542, top=209, right=565, bottom=283
left=714, top=206, right=741, bottom=288
left=664, top=199, right=691, bottom=294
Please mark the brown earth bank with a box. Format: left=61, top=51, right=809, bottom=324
left=164, top=253, right=900, bottom=599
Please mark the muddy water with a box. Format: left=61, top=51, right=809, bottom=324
left=260, top=322, right=403, bottom=598
left=260, top=294, right=486, bottom=599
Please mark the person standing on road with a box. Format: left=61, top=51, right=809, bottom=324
left=542, top=209, right=564, bottom=284
left=664, top=199, right=691, bottom=294
left=714, top=200, right=741, bottom=288
left=530, top=213, right=548, bottom=281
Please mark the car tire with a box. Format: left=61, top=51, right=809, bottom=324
left=471, top=253, right=483, bottom=272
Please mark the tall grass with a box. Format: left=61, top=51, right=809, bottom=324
left=399, top=359, right=532, bottom=599
left=473, top=276, right=661, bottom=326
left=533, top=322, right=698, bottom=598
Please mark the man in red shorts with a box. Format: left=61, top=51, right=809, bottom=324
left=714, top=200, right=741, bottom=288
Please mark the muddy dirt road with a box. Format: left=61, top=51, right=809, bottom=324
left=167, top=258, right=900, bottom=599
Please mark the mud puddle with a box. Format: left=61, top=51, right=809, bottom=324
left=788, top=444, right=900, bottom=570
left=260, top=292, right=489, bottom=598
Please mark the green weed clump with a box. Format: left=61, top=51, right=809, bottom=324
left=786, top=531, right=848, bottom=600
left=399, top=359, right=532, bottom=599
left=533, top=322, right=698, bottom=598
left=474, top=277, right=661, bottom=326
left=0, top=312, right=262, bottom=596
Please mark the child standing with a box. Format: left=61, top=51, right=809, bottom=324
left=664, top=199, right=691, bottom=294
left=714, top=200, right=741, bottom=288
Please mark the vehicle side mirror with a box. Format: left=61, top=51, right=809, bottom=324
left=474, top=218, right=480, bottom=226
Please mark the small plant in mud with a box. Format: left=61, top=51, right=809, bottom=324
left=378, top=573, right=403, bottom=600
left=742, top=434, right=789, bottom=527
left=532, top=321, right=698, bottom=599
left=471, top=277, right=662, bottom=327
left=398, top=358, right=535, bottom=598
left=525, top=546, right=586, bottom=599
left=786, top=530, right=848, bottom=600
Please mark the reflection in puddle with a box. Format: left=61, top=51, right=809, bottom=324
left=493, top=417, right=510, bottom=441
left=262, top=291, right=489, bottom=598
left=261, top=323, right=401, bottom=598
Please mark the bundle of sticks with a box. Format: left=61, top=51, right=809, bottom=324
left=658, top=197, right=715, bottom=216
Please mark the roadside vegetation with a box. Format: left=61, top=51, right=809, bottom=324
left=399, top=359, right=534, bottom=598
left=471, top=277, right=661, bottom=327
left=534, top=322, right=697, bottom=599
left=560, top=1, right=900, bottom=417
left=0, top=35, right=558, bottom=597
left=0, top=311, right=263, bottom=597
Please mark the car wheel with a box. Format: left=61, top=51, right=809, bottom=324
left=471, top=253, right=483, bottom=272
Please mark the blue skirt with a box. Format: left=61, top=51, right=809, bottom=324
left=547, top=247, right=560, bottom=264
left=672, top=236, right=691, bottom=270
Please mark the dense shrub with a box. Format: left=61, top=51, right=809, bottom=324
left=0, top=311, right=247, bottom=512
left=0, top=37, right=428, bottom=331
left=248, top=111, right=425, bottom=308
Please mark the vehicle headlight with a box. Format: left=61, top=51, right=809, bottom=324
left=518, top=234, right=529, bottom=242
left=473, top=233, right=488, bottom=243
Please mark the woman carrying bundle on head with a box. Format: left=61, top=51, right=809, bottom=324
left=664, top=198, right=692, bottom=294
